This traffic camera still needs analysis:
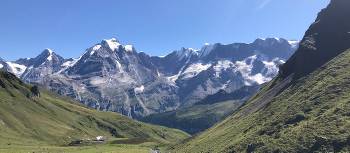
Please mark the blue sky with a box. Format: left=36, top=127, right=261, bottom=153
left=0, top=0, right=329, bottom=60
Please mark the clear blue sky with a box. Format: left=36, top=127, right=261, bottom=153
left=0, top=0, right=329, bottom=60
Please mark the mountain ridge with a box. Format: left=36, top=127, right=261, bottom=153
left=1, top=37, right=298, bottom=118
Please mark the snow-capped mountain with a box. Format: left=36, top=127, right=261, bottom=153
left=3, top=37, right=298, bottom=118
left=54, top=38, right=167, bottom=117
left=20, top=49, right=65, bottom=83
left=157, top=38, right=296, bottom=105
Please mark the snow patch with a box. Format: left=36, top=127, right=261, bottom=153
left=92, top=45, right=101, bottom=51
left=46, top=49, right=54, bottom=61
left=274, top=37, right=282, bottom=41
left=116, top=61, right=122, bottom=69
left=116, top=60, right=124, bottom=73
left=213, top=60, right=235, bottom=77
left=212, top=55, right=280, bottom=85
left=262, top=59, right=282, bottom=77
left=47, top=56, right=52, bottom=61
left=288, top=40, right=299, bottom=49
left=57, top=59, right=79, bottom=74
left=188, top=48, right=199, bottom=52
left=233, top=55, right=268, bottom=85
left=0, top=64, right=3, bottom=69
left=90, top=45, right=102, bottom=55
left=168, top=75, right=180, bottom=83
left=181, top=63, right=212, bottom=79
left=124, top=45, right=133, bottom=52
left=134, top=85, right=145, bottom=93
left=247, top=73, right=270, bottom=85
left=5, top=62, right=27, bottom=76
left=62, top=59, right=78, bottom=67
left=103, top=38, right=121, bottom=51
left=46, top=48, right=53, bottom=54
left=167, top=55, right=192, bottom=83
left=90, top=77, right=107, bottom=85
left=233, top=56, right=263, bottom=85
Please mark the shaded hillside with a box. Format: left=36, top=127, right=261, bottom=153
left=172, top=0, right=350, bottom=152
left=0, top=71, right=189, bottom=147
left=281, top=0, right=350, bottom=79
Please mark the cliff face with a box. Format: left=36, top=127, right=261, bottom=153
left=281, top=0, right=350, bottom=79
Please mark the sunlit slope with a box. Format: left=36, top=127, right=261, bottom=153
left=0, top=71, right=189, bottom=147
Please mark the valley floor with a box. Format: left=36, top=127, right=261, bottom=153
left=0, top=144, right=151, bottom=153
left=0, top=138, right=165, bottom=153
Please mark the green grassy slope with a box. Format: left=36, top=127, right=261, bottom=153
left=0, top=144, right=151, bottom=153
left=0, top=71, right=189, bottom=148
left=172, top=49, right=350, bottom=152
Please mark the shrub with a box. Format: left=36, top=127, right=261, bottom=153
left=31, top=85, right=40, bottom=97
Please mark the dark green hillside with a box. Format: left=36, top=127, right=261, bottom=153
left=0, top=71, right=189, bottom=147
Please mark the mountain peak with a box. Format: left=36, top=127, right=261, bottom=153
left=37, top=48, right=58, bottom=62
left=101, top=38, right=121, bottom=51
left=124, top=45, right=134, bottom=52
left=43, top=48, right=53, bottom=54
left=23, top=48, right=64, bottom=68
left=41, top=48, right=55, bottom=61
left=174, top=47, right=199, bottom=60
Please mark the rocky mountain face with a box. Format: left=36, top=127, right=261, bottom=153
left=1, top=38, right=297, bottom=118
left=281, top=0, right=350, bottom=79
